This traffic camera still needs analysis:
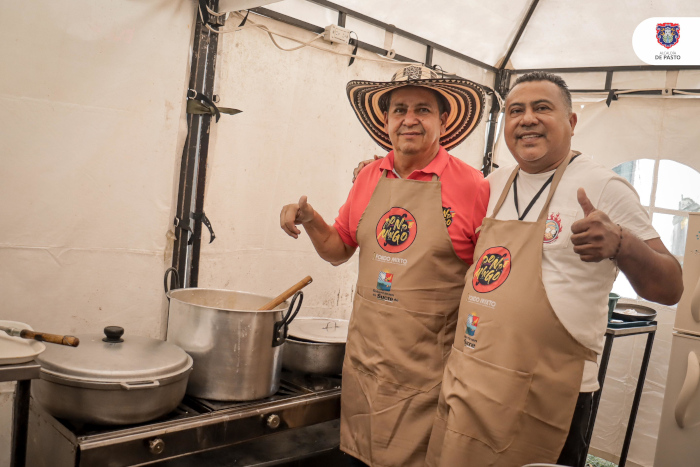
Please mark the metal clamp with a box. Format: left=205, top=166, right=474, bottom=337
left=193, top=211, right=216, bottom=244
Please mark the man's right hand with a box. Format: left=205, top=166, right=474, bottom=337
left=280, top=196, right=315, bottom=239
left=352, top=155, right=384, bottom=183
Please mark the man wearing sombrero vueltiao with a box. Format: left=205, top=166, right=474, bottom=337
left=280, top=64, right=489, bottom=467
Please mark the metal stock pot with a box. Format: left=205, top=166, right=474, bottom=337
left=164, top=269, right=303, bottom=401
left=32, top=326, right=193, bottom=425
left=283, top=318, right=348, bottom=375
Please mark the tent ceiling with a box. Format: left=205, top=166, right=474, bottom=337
left=267, top=0, right=700, bottom=70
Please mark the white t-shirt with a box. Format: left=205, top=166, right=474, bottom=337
left=486, top=154, right=658, bottom=392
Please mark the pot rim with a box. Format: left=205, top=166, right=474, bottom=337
left=39, top=355, right=193, bottom=390
left=286, top=337, right=346, bottom=347
left=167, top=288, right=289, bottom=313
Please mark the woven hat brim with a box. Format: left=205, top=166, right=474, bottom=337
left=347, top=78, right=486, bottom=152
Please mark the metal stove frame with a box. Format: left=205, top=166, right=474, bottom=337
left=27, top=373, right=341, bottom=467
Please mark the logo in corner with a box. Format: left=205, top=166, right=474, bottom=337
left=656, top=23, right=680, bottom=49
left=377, top=270, right=394, bottom=292
left=465, top=313, right=480, bottom=337
left=472, top=246, right=511, bottom=293
left=544, top=212, right=562, bottom=244
left=376, top=207, right=417, bottom=253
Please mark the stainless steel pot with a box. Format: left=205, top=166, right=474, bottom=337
left=165, top=269, right=302, bottom=401
left=283, top=317, right=348, bottom=375
left=32, top=326, right=193, bottom=425
left=282, top=338, right=345, bottom=375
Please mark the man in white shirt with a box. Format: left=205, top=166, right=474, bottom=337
left=426, top=72, right=683, bottom=467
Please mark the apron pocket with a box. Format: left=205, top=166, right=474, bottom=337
left=441, top=345, right=532, bottom=453
left=346, top=293, right=446, bottom=392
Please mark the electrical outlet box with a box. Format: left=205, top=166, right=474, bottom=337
left=323, top=24, right=351, bottom=44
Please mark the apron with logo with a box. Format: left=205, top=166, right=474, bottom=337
left=340, top=170, right=469, bottom=467
left=425, top=152, right=597, bottom=467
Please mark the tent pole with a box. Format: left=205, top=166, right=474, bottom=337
left=501, top=0, right=540, bottom=70
left=482, top=70, right=511, bottom=176
left=171, top=0, right=220, bottom=289
left=515, top=65, right=700, bottom=73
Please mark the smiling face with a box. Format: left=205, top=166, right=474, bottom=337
left=383, top=86, right=448, bottom=159
left=504, top=80, right=578, bottom=173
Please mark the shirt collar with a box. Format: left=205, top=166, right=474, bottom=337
left=378, top=146, right=449, bottom=178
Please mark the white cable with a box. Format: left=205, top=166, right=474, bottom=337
left=208, top=11, right=419, bottom=66
left=206, top=5, right=226, bottom=17
left=674, top=90, right=700, bottom=96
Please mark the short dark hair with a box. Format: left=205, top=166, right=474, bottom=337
left=378, top=86, right=450, bottom=115
left=509, top=72, right=572, bottom=113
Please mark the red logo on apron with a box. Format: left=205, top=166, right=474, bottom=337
left=472, top=246, right=511, bottom=293
left=376, top=207, right=417, bottom=253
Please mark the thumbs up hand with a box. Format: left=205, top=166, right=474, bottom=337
left=570, top=188, right=622, bottom=262
left=280, top=195, right=316, bottom=239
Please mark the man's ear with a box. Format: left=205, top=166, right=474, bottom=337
left=440, top=111, right=448, bottom=134
left=383, top=111, right=389, bottom=133
left=569, top=112, right=578, bottom=136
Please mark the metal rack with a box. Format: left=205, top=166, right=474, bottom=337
left=27, top=372, right=341, bottom=467
left=0, top=361, right=41, bottom=467
left=585, top=321, right=658, bottom=467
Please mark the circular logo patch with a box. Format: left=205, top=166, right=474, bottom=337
left=472, top=246, right=512, bottom=293
left=543, top=219, right=560, bottom=244
left=376, top=207, right=417, bottom=253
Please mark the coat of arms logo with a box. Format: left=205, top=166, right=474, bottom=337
left=656, top=23, right=680, bottom=49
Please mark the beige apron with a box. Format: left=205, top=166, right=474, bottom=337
left=340, top=170, right=469, bottom=467
left=426, top=152, right=597, bottom=467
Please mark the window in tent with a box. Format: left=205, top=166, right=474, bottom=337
left=611, top=159, right=700, bottom=301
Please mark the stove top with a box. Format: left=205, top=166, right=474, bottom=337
left=28, top=371, right=342, bottom=467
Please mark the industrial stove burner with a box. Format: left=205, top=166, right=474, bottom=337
left=27, top=371, right=342, bottom=467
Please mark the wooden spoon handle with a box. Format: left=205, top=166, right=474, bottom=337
left=258, top=276, right=313, bottom=310
left=19, top=330, right=80, bottom=347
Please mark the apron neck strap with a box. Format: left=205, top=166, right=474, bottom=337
left=431, top=173, right=439, bottom=181
left=535, top=150, right=576, bottom=221
left=491, top=151, right=578, bottom=220
left=381, top=169, right=389, bottom=178
left=491, top=166, right=520, bottom=218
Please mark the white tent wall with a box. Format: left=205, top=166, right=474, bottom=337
left=0, top=0, right=196, bottom=463
left=196, top=12, right=494, bottom=319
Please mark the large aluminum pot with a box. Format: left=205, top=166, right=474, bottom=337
left=32, top=326, right=193, bottom=425
left=165, top=269, right=302, bottom=401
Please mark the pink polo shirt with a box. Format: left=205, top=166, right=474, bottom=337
left=333, top=147, right=489, bottom=265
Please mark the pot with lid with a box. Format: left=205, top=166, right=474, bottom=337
left=32, top=326, right=193, bottom=425
left=283, top=318, right=348, bottom=375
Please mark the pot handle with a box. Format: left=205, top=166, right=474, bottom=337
left=272, top=291, right=303, bottom=347
left=120, top=381, right=161, bottom=390
left=164, top=267, right=181, bottom=300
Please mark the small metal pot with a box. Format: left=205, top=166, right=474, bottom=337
left=282, top=318, right=348, bottom=375
left=32, top=326, right=193, bottom=425
left=283, top=338, right=345, bottom=375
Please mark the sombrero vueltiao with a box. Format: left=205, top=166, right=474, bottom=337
left=347, top=64, right=487, bottom=151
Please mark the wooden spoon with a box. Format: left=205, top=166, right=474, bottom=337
left=0, top=325, right=79, bottom=347
left=258, top=276, right=313, bottom=310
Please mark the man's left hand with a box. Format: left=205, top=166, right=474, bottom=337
left=570, top=188, right=622, bottom=262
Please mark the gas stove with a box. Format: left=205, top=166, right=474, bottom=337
left=27, top=372, right=342, bottom=467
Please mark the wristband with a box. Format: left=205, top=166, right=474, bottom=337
left=609, top=224, right=623, bottom=261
